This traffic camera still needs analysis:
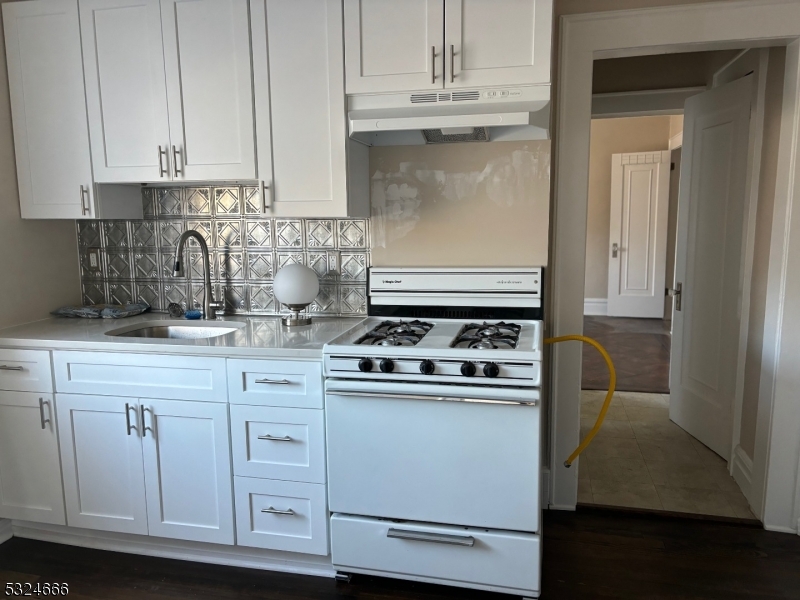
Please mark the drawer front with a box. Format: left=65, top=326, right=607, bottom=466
left=0, top=349, right=52, bottom=393
left=234, top=477, right=328, bottom=555
left=53, top=351, right=226, bottom=401
left=227, top=359, right=322, bottom=408
left=331, top=514, right=541, bottom=595
left=231, top=405, right=325, bottom=483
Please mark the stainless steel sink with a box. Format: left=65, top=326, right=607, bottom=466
left=106, top=321, right=243, bottom=340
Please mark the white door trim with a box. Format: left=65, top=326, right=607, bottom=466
left=591, top=87, right=702, bottom=119
left=550, top=1, right=800, bottom=535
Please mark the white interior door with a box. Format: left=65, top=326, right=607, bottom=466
left=80, top=0, right=172, bottom=183
left=56, top=394, right=148, bottom=534
left=141, top=399, right=234, bottom=545
left=669, top=75, right=753, bottom=461
left=0, top=393, right=65, bottom=525
left=343, top=0, right=444, bottom=94
left=607, top=151, right=671, bottom=318
left=161, top=0, right=256, bottom=180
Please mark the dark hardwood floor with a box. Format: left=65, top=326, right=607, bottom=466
left=582, top=316, right=671, bottom=394
left=2, top=508, right=799, bottom=599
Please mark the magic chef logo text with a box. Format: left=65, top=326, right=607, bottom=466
left=382, top=280, right=402, bottom=284
left=497, top=280, right=522, bottom=284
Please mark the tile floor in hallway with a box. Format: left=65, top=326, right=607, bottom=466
left=578, top=390, right=757, bottom=519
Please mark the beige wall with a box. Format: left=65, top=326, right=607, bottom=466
left=740, top=47, right=786, bottom=460
left=369, top=141, right=550, bottom=267
left=669, top=115, right=684, bottom=139
left=584, top=116, right=672, bottom=299
left=0, top=0, right=80, bottom=328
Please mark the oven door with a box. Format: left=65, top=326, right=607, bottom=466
left=325, top=379, right=541, bottom=533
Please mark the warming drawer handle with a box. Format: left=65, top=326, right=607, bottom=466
left=387, top=528, right=475, bottom=547
left=261, top=506, right=295, bottom=516
left=255, top=378, right=291, bottom=385
left=0, top=365, right=24, bottom=371
left=329, top=390, right=536, bottom=406
left=257, top=434, right=292, bottom=442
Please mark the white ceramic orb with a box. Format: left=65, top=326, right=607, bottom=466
left=273, top=264, right=320, bottom=307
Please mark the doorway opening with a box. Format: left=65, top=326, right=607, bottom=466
left=576, top=47, right=784, bottom=521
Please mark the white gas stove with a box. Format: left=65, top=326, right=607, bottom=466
left=325, top=268, right=545, bottom=599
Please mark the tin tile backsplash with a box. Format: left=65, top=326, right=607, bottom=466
left=77, top=186, right=369, bottom=316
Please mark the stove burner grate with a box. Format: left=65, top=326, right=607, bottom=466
left=354, top=319, right=434, bottom=346
left=451, top=321, right=522, bottom=350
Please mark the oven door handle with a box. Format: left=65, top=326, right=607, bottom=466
left=328, top=390, right=536, bottom=406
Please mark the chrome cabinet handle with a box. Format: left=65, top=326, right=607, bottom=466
left=141, top=405, right=154, bottom=438
left=387, top=528, right=474, bottom=547
left=612, top=242, right=619, bottom=258
left=0, top=365, right=24, bottom=371
left=125, top=403, right=137, bottom=436
left=431, top=45, right=436, bottom=84
left=80, top=185, right=90, bottom=216
left=158, top=145, right=168, bottom=177
left=261, top=506, right=294, bottom=516
left=172, top=145, right=182, bottom=177
left=255, top=378, right=290, bottom=385
left=449, top=44, right=455, bottom=82
left=330, top=390, right=536, bottom=406
left=38, top=398, right=50, bottom=430
left=257, top=434, right=292, bottom=442
left=260, top=180, right=271, bottom=212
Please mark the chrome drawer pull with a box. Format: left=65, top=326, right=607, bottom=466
left=330, top=390, right=536, bottom=406
left=255, top=378, right=290, bottom=385
left=38, top=397, right=50, bottom=430
left=257, top=434, right=292, bottom=442
left=261, top=506, right=294, bottom=516
left=0, top=365, right=24, bottom=371
left=387, top=528, right=475, bottom=547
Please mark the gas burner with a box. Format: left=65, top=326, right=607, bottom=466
left=354, top=320, right=434, bottom=346
left=451, top=321, right=522, bottom=350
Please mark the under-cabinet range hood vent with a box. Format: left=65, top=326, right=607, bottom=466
left=348, top=85, right=550, bottom=146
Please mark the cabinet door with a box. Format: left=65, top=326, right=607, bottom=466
left=251, top=0, right=349, bottom=217
left=80, top=0, right=172, bottom=183
left=2, top=0, right=94, bottom=219
left=444, top=0, right=551, bottom=88
left=141, top=399, right=234, bottom=545
left=0, top=393, right=65, bottom=525
left=161, top=0, right=256, bottom=181
left=56, top=394, right=148, bottom=535
left=344, top=0, right=444, bottom=94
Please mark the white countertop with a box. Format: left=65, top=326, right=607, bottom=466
left=0, top=313, right=364, bottom=359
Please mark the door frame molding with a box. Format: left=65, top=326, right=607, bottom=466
left=550, top=0, right=800, bottom=534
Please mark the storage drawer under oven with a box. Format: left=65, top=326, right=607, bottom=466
left=325, top=383, right=541, bottom=533
left=330, top=514, right=541, bottom=596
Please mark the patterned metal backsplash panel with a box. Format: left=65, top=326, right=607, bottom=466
left=77, top=186, right=369, bottom=316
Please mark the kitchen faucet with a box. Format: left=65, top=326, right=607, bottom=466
left=172, top=230, right=223, bottom=320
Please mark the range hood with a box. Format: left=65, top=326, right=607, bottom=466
left=348, top=85, right=550, bottom=146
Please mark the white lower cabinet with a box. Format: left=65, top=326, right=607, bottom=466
left=0, top=392, right=65, bottom=525
left=56, top=394, right=234, bottom=544
left=234, top=476, right=328, bottom=555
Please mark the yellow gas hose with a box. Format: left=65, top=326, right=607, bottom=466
left=544, top=335, right=616, bottom=468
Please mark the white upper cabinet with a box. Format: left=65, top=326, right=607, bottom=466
left=344, top=0, right=552, bottom=93
left=161, top=0, right=256, bottom=181
left=252, top=0, right=368, bottom=217
left=444, top=0, right=552, bottom=88
left=80, top=0, right=171, bottom=183
left=344, top=0, right=443, bottom=94
left=3, top=0, right=94, bottom=218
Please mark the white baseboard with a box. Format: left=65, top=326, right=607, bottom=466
left=12, top=521, right=335, bottom=577
left=764, top=523, right=797, bottom=534
left=584, top=298, right=608, bottom=316
left=731, top=445, right=754, bottom=499
left=0, top=519, right=12, bottom=544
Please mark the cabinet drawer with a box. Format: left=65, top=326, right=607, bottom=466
left=0, top=349, right=52, bottom=393
left=234, top=477, right=328, bottom=555
left=227, top=359, right=322, bottom=408
left=231, top=405, right=325, bottom=483
left=331, top=514, right=541, bottom=596
left=53, top=351, right=226, bottom=401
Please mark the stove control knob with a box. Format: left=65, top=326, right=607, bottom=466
left=461, top=362, right=476, bottom=377
left=380, top=358, right=395, bottom=373
left=483, top=362, right=500, bottom=378
left=419, top=359, right=435, bottom=375
left=358, top=358, right=373, bottom=373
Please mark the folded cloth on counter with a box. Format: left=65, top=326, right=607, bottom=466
left=51, top=303, right=150, bottom=319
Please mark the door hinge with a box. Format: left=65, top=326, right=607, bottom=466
left=667, top=282, right=682, bottom=311
left=671, top=162, right=676, bottom=171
